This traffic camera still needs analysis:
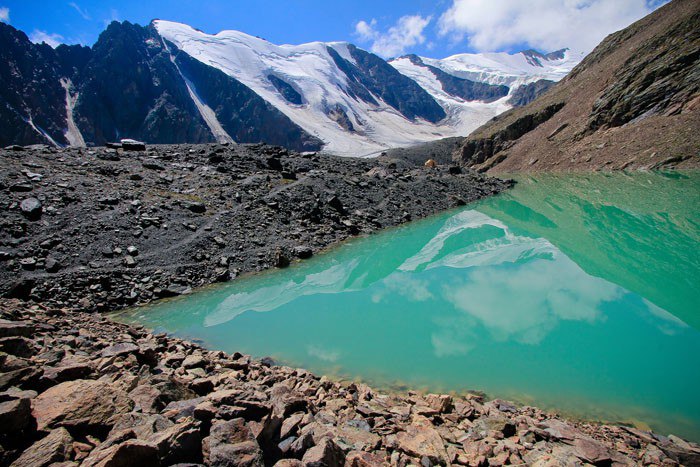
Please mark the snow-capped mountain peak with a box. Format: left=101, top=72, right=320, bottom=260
left=156, top=20, right=582, bottom=156
left=0, top=18, right=582, bottom=154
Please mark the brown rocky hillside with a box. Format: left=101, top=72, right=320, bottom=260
left=454, top=0, right=700, bottom=173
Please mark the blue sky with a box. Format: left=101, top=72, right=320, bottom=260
left=0, top=0, right=667, bottom=58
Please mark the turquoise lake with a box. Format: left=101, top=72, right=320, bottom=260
left=116, top=171, right=700, bottom=441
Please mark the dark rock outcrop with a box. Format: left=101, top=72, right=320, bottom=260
left=508, top=79, right=556, bottom=107
left=73, top=21, right=215, bottom=145
left=0, top=21, right=323, bottom=152
left=586, top=8, right=700, bottom=132
left=267, top=74, right=303, bottom=105
left=326, top=104, right=355, bottom=132
left=405, top=54, right=510, bottom=103
left=521, top=48, right=569, bottom=67
left=0, top=23, right=88, bottom=147
left=327, top=45, right=447, bottom=123
left=458, top=102, right=565, bottom=167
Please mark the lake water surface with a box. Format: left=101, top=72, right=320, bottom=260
left=116, top=171, right=700, bottom=441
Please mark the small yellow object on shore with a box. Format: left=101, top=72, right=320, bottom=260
left=424, top=159, right=436, bottom=168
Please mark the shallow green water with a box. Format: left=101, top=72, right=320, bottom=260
left=116, top=171, right=700, bottom=441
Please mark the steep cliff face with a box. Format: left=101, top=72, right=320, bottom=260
left=0, top=21, right=324, bottom=150
left=454, top=0, right=700, bottom=173
left=402, top=55, right=509, bottom=103
left=507, top=79, right=555, bottom=107
left=74, top=22, right=214, bottom=145
left=173, top=50, right=323, bottom=151
left=0, top=24, right=75, bottom=146
left=344, top=45, right=447, bottom=123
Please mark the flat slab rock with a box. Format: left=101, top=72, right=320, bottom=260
left=32, top=379, right=133, bottom=432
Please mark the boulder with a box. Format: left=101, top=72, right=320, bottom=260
left=470, top=416, right=516, bottom=438
left=121, top=139, right=146, bottom=151
left=82, top=439, right=159, bottom=467
left=301, top=438, right=345, bottom=466
left=345, top=450, right=386, bottom=466
left=182, top=354, right=206, bottom=369
left=163, top=396, right=208, bottom=420
left=0, top=367, right=41, bottom=391
left=100, top=342, right=139, bottom=358
left=10, top=427, right=73, bottom=467
left=334, top=422, right=381, bottom=452
left=0, top=319, right=34, bottom=338
left=424, top=394, right=452, bottom=414
left=186, top=202, right=207, bottom=213
left=0, top=336, right=37, bottom=358
left=292, top=246, right=313, bottom=259
left=273, top=460, right=303, bottom=467
left=32, top=379, right=133, bottom=434
left=128, top=384, right=163, bottom=413
left=9, top=183, right=33, bottom=192
left=41, top=356, right=93, bottom=385
left=280, top=412, right=304, bottom=440
left=110, top=412, right=174, bottom=440
left=573, top=436, right=612, bottom=464
left=537, top=419, right=580, bottom=441
left=395, top=416, right=449, bottom=465
left=0, top=397, right=34, bottom=434
left=147, top=418, right=202, bottom=464
left=203, top=418, right=264, bottom=467
left=19, top=198, right=42, bottom=220
left=44, top=257, right=61, bottom=273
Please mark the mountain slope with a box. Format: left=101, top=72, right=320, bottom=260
left=387, top=48, right=582, bottom=143
left=0, top=23, right=89, bottom=147
left=154, top=21, right=452, bottom=155
left=0, top=19, right=581, bottom=154
left=74, top=21, right=215, bottom=145
left=0, top=21, right=323, bottom=150
left=454, top=0, right=700, bottom=173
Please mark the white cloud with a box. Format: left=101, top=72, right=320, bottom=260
left=0, top=6, right=9, bottom=23
left=354, top=19, right=377, bottom=41
left=29, top=30, right=64, bottom=48
left=438, top=0, right=668, bottom=54
left=69, top=2, right=91, bottom=20
left=354, top=14, right=432, bottom=58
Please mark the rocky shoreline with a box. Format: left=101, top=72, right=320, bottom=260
left=3, top=299, right=700, bottom=466
left=0, top=143, right=507, bottom=311
left=2, top=143, right=700, bottom=466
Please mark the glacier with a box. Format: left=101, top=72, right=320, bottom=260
left=155, top=20, right=582, bottom=156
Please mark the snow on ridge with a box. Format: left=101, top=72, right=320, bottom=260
left=388, top=49, right=582, bottom=139
left=154, top=20, right=582, bottom=156
left=155, top=19, right=469, bottom=156
left=409, top=49, right=584, bottom=89
left=160, top=36, right=233, bottom=144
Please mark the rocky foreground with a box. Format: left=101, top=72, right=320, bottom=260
left=0, top=142, right=507, bottom=310
left=2, top=299, right=700, bottom=467
left=2, top=143, right=700, bottom=466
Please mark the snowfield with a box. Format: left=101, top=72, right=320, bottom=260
left=155, top=21, right=582, bottom=156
